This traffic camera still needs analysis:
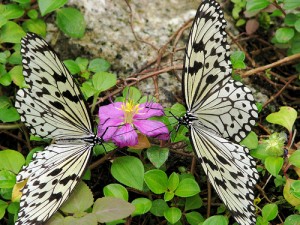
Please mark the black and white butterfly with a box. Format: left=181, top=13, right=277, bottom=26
left=15, top=33, right=103, bottom=224
left=179, top=0, right=259, bottom=224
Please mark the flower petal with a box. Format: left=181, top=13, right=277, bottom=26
left=134, top=120, right=169, bottom=140
left=99, top=102, right=124, bottom=122
left=97, top=118, right=123, bottom=141
left=112, top=124, right=138, bottom=147
left=134, top=103, right=164, bottom=119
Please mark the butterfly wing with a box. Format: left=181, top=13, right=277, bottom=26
left=15, top=32, right=93, bottom=140
left=183, top=0, right=257, bottom=142
left=190, top=126, right=258, bottom=225
left=15, top=144, right=93, bottom=225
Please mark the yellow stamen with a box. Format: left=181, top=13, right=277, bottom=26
left=119, top=100, right=142, bottom=124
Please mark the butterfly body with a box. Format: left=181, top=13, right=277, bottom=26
left=15, top=33, right=102, bottom=225
left=181, top=0, right=259, bottom=224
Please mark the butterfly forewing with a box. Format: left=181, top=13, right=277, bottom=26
left=15, top=144, right=93, bottom=224
left=15, top=33, right=93, bottom=140
left=182, top=0, right=259, bottom=224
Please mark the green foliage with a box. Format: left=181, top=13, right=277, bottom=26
left=266, top=106, right=297, bottom=132
left=231, top=51, right=246, bottom=69
left=146, top=146, right=169, bottom=168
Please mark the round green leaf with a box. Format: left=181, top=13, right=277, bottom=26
left=283, top=0, right=300, bottom=10
left=185, top=211, right=205, bottom=225
left=88, top=58, right=111, bottom=72
left=0, top=21, right=25, bottom=43
left=246, top=0, right=270, bottom=12
left=284, top=215, right=300, bottom=225
left=144, top=169, right=168, bottom=194
left=147, top=146, right=169, bottom=169
left=290, top=180, right=300, bottom=199
left=92, top=197, right=135, bottom=223
left=275, top=28, right=295, bottom=44
left=0, top=200, right=8, bottom=220
left=240, top=131, right=258, bottom=149
left=0, top=170, right=16, bottom=188
left=38, top=0, right=67, bottom=16
left=92, top=72, right=117, bottom=93
left=295, top=19, right=300, bottom=33
left=167, top=172, right=179, bottom=192
left=262, top=203, right=278, bottom=221
left=103, top=183, right=128, bottom=201
left=0, top=107, right=20, bottom=122
left=64, top=60, right=81, bottom=74
left=131, top=198, right=152, bottom=217
left=164, top=207, right=181, bottom=224
left=9, top=65, right=24, bottom=88
left=265, top=156, right=283, bottom=177
left=122, top=86, right=141, bottom=103
left=289, top=150, right=300, bottom=168
left=63, top=213, right=98, bottom=225
left=203, top=215, right=228, bottom=225
left=284, top=13, right=298, bottom=26
left=22, top=19, right=46, bottom=37
left=266, top=106, right=297, bottom=132
left=111, top=156, right=144, bottom=190
left=0, top=4, right=24, bottom=20
left=0, top=150, right=25, bottom=174
left=175, top=178, right=200, bottom=197
left=60, top=181, right=94, bottom=213
left=56, top=8, right=86, bottom=38
left=185, top=194, right=203, bottom=211
left=150, top=199, right=169, bottom=217
left=164, top=191, right=174, bottom=202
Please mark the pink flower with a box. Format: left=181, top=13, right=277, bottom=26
left=98, top=101, right=169, bottom=147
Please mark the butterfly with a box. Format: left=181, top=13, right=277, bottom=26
left=15, top=32, right=103, bottom=224
left=179, top=0, right=259, bottom=224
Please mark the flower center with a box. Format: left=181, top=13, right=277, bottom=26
left=120, top=100, right=142, bottom=124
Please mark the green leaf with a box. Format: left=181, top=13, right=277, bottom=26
left=0, top=150, right=25, bottom=173
left=185, top=211, right=205, bottom=225
left=22, top=19, right=46, bottom=37
left=262, top=203, right=278, bottom=221
left=0, top=200, right=8, bottom=220
left=290, top=180, right=300, bottom=199
left=64, top=59, right=81, bottom=74
left=164, top=207, right=182, bottom=224
left=111, top=156, right=144, bottom=190
left=150, top=199, right=169, bottom=217
left=131, top=198, right=152, bottom=217
left=240, top=131, right=258, bottom=149
left=0, top=72, right=11, bottom=86
left=27, top=9, right=38, bottom=19
left=266, top=106, right=297, bottom=132
left=146, top=146, right=169, bottom=169
left=289, top=151, right=300, bottom=168
left=167, top=172, right=179, bottom=192
left=246, top=0, right=270, bottom=12
left=92, top=72, right=117, bottom=93
left=0, top=4, right=24, bottom=20
left=295, top=19, right=300, bottom=32
left=230, top=51, right=246, bottom=69
left=144, top=169, right=168, bottom=194
left=284, top=13, right=298, bottom=26
left=103, top=183, right=128, bottom=201
left=0, top=170, right=16, bottom=188
left=88, top=58, right=111, bottom=72
left=56, top=7, right=86, bottom=38
left=284, top=215, right=300, bottom=225
left=265, top=156, right=283, bottom=177
left=75, top=57, right=89, bottom=72
left=185, top=194, right=203, bottom=211
left=122, top=86, right=141, bottom=103
left=275, top=28, right=295, bottom=44
left=175, top=178, right=200, bottom=197
left=0, top=21, right=25, bottom=43
left=92, top=197, right=135, bottom=223
left=81, top=81, right=97, bottom=99
left=63, top=214, right=98, bottom=225
left=163, top=191, right=174, bottom=201
left=283, top=0, right=300, bottom=10
left=203, top=215, right=228, bottom=225
left=60, top=181, right=93, bottom=213
left=9, top=65, right=24, bottom=88
left=0, top=107, right=20, bottom=122
left=38, top=0, right=67, bottom=16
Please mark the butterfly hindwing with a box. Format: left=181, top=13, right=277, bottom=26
left=190, top=126, right=258, bottom=225
left=15, top=144, right=93, bottom=225
left=15, top=33, right=92, bottom=140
